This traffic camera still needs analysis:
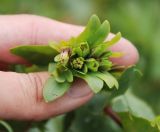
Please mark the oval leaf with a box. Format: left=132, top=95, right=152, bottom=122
left=11, top=45, right=58, bottom=65
left=76, top=15, right=101, bottom=43
left=89, top=20, right=110, bottom=47
left=43, top=77, right=71, bottom=102
left=77, top=73, right=104, bottom=93
left=93, top=72, right=119, bottom=89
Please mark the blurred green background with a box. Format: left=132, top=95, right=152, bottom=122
left=0, top=0, right=160, bottom=130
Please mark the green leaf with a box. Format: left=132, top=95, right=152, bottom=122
left=43, top=77, right=71, bottom=102
left=99, top=59, right=112, bottom=70
left=117, top=112, right=159, bottom=132
left=112, top=91, right=155, bottom=120
left=91, top=44, right=121, bottom=58
left=45, top=116, right=64, bottom=132
left=100, top=51, right=112, bottom=59
left=73, top=47, right=83, bottom=57
left=82, top=64, right=88, bottom=74
left=111, top=66, right=140, bottom=98
left=93, top=72, right=119, bottom=89
left=77, top=73, right=104, bottom=93
left=104, top=32, right=121, bottom=48
left=151, top=116, right=160, bottom=130
left=11, top=45, right=58, bottom=65
left=0, top=120, right=13, bottom=132
left=64, top=69, right=73, bottom=83
left=89, top=20, right=110, bottom=47
left=73, top=42, right=90, bottom=57
left=80, top=42, right=90, bottom=57
left=111, top=90, right=159, bottom=131
left=54, top=70, right=66, bottom=83
left=90, top=44, right=109, bottom=57
left=76, top=15, right=101, bottom=43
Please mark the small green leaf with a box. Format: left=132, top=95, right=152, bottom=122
left=11, top=45, right=58, bottom=65
left=82, top=64, right=88, bottom=74
left=117, top=112, right=159, bottom=132
left=100, top=51, right=112, bottom=59
left=112, top=90, right=155, bottom=120
left=73, top=42, right=90, bottom=57
left=110, top=66, right=140, bottom=98
left=99, top=59, right=112, bottom=70
left=104, top=32, right=121, bottom=48
left=45, top=116, right=64, bottom=132
left=90, top=44, right=108, bottom=57
left=111, top=90, right=158, bottom=131
left=76, top=15, right=101, bottom=43
left=80, top=42, right=90, bottom=57
left=151, top=116, right=160, bottom=130
left=43, top=77, right=71, bottom=102
left=73, top=47, right=83, bottom=57
left=68, top=37, right=77, bottom=47
left=0, top=120, right=13, bottom=132
left=64, top=70, right=73, bottom=83
left=93, top=72, right=119, bottom=89
left=89, top=20, right=110, bottom=47
left=77, top=73, right=104, bottom=93
left=54, top=69, right=66, bottom=83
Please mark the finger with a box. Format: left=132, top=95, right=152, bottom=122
left=0, top=71, right=93, bottom=120
left=0, top=14, right=139, bottom=66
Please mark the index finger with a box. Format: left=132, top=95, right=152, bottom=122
left=0, top=14, right=139, bottom=66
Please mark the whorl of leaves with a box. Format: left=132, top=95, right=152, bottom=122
left=11, top=15, right=122, bottom=102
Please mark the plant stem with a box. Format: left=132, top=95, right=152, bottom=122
left=104, top=106, right=122, bottom=128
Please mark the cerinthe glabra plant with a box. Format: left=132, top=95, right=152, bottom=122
left=11, top=15, right=122, bottom=102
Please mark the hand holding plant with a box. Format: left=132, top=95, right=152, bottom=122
left=0, top=14, right=138, bottom=121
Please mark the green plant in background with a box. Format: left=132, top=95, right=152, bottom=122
left=104, top=0, right=160, bottom=115
left=11, top=15, right=122, bottom=102
left=0, top=120, right=13, bottom=132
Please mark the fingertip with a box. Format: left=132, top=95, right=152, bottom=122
left=109, top=37, right=139, bottom=66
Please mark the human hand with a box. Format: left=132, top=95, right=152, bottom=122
left=0, top=15, right=139, bottom=120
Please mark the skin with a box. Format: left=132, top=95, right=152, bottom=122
left=0, top=15, right=139, bottom=121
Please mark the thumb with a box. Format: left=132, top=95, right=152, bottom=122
left=0, top=71, right=93, bottom=120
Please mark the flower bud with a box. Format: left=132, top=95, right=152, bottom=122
left=86, top=58, right=99, bottom=72
left=54, top=48, right=70, bottom=65
left=71, top=57, right=84, bottom=69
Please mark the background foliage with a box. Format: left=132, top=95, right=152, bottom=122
left=0, top=0, right=160, bottom=131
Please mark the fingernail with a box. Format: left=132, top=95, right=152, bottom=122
left=67, top=78, right=92, bottom=98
